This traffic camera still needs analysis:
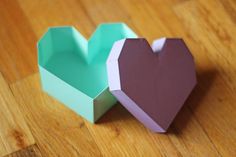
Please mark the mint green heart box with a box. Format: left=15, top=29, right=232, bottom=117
left=37, top=23, right=137, bottom=122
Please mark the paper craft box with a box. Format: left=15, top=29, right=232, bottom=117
left=107, top=38, right=196, bottom=132
left=38, top=23, right=137, bottom=122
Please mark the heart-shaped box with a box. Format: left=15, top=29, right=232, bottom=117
left=37, top=23, right=137, bottom=122
left=107, top=38, right=196, bottom=132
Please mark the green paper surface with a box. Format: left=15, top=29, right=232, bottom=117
left=38, top=23, right=137, bottom=122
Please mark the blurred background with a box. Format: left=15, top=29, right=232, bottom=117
left=0, top=0, right=236, bottom=157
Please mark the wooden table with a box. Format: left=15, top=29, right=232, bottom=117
left=0, top=0, right=236, bottom=156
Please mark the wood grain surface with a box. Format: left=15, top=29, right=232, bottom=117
left=0, top=0, right=236, bottom=156
left=0, top=73, right=35, bottom=156
left=6, top=145, right=42, bottom=157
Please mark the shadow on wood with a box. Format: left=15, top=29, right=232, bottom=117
left=96, top=103, right=132, bottom=124
left=168, top=68, right=218, bottom=134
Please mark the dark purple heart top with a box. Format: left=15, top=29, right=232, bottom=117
left=106, top=38, right=197, bottom=132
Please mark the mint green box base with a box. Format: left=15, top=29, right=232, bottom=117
left=39, top=66, right=116, bottom=122
left=37, top=23, right=137, bottom=122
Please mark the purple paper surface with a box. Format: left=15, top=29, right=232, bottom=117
left=107, top=38, right=197, bottom=132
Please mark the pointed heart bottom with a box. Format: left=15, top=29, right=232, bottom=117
left=38, top=23, right=137, bottom=122
left=107, top=38, right=197, bottom=132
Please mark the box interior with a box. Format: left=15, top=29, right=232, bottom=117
left=38, top=25, right=137, bottom=98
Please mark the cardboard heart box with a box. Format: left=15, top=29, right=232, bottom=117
left=107, top=38, right=197, bottom=132
left=37, top=23, right=137, bottom=123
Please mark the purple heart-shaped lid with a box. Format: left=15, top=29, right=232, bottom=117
left=106, top=38, right=197, bottom=133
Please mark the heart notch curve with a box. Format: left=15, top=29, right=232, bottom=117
left=38, top=23, right=137, bottom=123
left=107, top=38, right=197, bottom=132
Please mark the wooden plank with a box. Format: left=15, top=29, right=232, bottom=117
left=0, top=0, right=37, bottom=83
left=220, top=0, right=236, bottom=25
left=5, top=144, right=42, bottom=157
left=173, top=1, right=236, bottom=156
left=10, top=74, right=102, bottom=157
left=85, top=104, right=164, bottom=157
left=0, top=73, right=35, bottom=156
left=173, top=0, right=236, bottom=82
left=17, top=0, right=95, bottom=39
